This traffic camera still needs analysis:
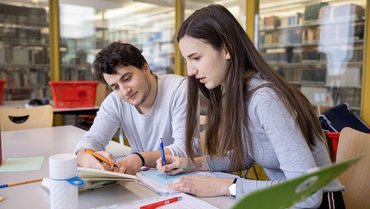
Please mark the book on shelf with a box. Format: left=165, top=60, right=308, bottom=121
left=261, top=16, right=281, bottom=30
left=280, top=13, right=303, bottom=27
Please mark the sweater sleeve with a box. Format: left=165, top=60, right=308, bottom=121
left=206, top=151, right=255, bottom=172
left=74, top=93, right=120, bottom=153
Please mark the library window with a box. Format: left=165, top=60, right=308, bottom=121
left=258, top=0, right=366, bottom=115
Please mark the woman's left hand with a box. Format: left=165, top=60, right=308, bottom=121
left=168, top=176, right=234, bottom=197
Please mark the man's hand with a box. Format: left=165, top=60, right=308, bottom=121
left=115, top=153, right=143, bottom=174
left=76, top=149, right=115, bottom=171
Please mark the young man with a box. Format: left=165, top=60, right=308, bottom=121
left=75, top=42, right=199, bottom=174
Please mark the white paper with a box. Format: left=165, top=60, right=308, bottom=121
left=118, top=193, right=219, bottom=209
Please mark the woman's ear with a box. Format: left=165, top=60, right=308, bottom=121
left=224, top=48, right=231, bottom=60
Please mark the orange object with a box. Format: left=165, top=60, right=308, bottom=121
left=84, top=149, right=117, bottom=168
left=49, top=81, right=98, bottom=108
left=0, top=178, right=43, bottom=189
left=0, top=80, right=5, bottom=105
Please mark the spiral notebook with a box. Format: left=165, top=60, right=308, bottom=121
left=136, top=168, right=239, bottom=195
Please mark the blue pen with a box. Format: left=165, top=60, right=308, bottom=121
left=159, top=138, right=167, bottom=179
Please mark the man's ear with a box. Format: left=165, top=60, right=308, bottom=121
left=143, top=63, right=151, bottom=73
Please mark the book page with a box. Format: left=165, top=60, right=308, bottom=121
left=77, top=167, right=136, bottom=181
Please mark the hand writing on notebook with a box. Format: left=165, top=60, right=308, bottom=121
left=156, top=155, right=235, bottom=197
left=77, top=150, right=116, bottom=171
left=156, top=155, right=196, bottom=175
left=77, top=149, right=144, bottom=174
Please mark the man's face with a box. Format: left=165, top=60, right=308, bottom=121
left=103, top=64, right=153, bottom=107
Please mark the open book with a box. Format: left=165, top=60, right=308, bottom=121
left=42, top=167, right=137, bottom=192
left=77, top=167, right=136, bottom=181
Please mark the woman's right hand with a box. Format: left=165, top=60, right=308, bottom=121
left=156, top=155, right=197, bottom=176
left=76, top=149, right=115, bottom=171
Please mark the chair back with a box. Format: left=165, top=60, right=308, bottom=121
left=0, top=105, right=53, bottom=131
left=336, top=127, right=370, bottom=209
left=319, top=104, right=370, bottom=133
left=316, top=105, right=333, bottom=115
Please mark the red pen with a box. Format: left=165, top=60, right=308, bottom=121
left=140, top=196, right=182, bottom=209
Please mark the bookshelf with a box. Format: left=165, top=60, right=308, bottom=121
left=0, top=3, right=103, bottom=100
left=106, top=28, right=175, bottom=75
left=105, top=5, right=176, bottom=75
left=258, top=2, right=365, bottom=114
left=0, top=3, right=50, bottom=100
left=107, top=28, right=175, bottom=75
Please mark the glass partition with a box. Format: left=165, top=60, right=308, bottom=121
left=258, top=0, right=366, bottom=115
left=184, top=0, right=246, bottom=28
left=60, top=4, right=96, bottom=80
left=0, top=2, right=49, bottom=100
left=105, top=2, right=175, bottom=74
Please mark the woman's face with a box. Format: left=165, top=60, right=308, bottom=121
left=179, top=35, right=230, bottom=89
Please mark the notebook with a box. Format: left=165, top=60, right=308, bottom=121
left=136, top=168, right=240, bottom=195
left=231, top=156, right=361, bottom=209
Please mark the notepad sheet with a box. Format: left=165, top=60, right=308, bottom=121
left=118, top=192, right=219, bottom=209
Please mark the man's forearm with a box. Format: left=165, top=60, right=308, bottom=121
left=138, top=149, right=172, bottom=167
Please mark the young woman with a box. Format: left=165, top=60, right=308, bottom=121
left=156, top=4, right=345, bottom=209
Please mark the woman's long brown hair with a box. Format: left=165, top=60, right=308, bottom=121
left=178, top=4, right=324, bottom=171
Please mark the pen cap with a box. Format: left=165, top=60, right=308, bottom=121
left=49, top=153, right=77, bottom=180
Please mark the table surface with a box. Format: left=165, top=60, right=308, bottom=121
left=0, top=125, right=234, bottom=209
